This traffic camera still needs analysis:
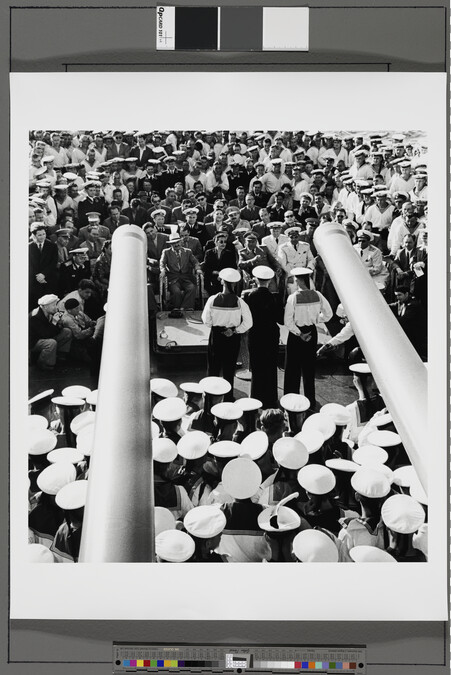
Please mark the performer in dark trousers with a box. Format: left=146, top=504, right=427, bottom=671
left=241, top=266, right=283, bottom=409
left=201, top=268, right=253, bottom=402
left=283, top=267, right=332, bottom=409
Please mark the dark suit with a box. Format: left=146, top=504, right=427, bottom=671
left=78, top=224, right=111, bottom=242
left=202, top=247, right=237, bottom=295
left=122, top=206, right=149, bottom=227
left=389, top=299, right=427, bottom=360
left=128, top=145, right=153, bottom=168
left=181, top=236, right=203, bottom=262
left=160, top=247, right=200, bottom=309
left=195, top=203, right=214, bottom=223
left=111, top=141, right=130, bottom=159
left=103, top=215, right=130, bottom=236
left=159, top=169, right=186, bottom=194
left=241, top=286, right=283, bottom=408
left=29, top=240, right=59, bottom=309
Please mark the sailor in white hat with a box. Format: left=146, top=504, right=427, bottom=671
left=179, top=382, right=203, bottom=416
left=183, top=505, right=226, bottom=562
left=258, top=492, right=311, bottom=562
left=51, top=480, right=88, bottom=562
left=233, top=397, right=262, bottom=441
left=256, top=435, right=309, bottom=508
left=152, top=397, right=187, bottom=444
left=28, top=543, right=55, bottom=563
left=240, top=265, right=283, bottom=409
left=354, top=229, right=389, bottom=289
left=213, top=458, right=271, bottom=562
left=337, top=467, right=392, bottom=562
left=209, top=402, right=243, bottom=443
left=155, top=530, right=195, bottom=562
left=29, top=461, right=77, bottom=548
left=283, top=267, right=333, bottom=409
left=188, top=376, right=231, bottom=436
left=292, top=528, right=339, bottom=563
left=381, top=493, right=426, bottom=561
left=280, top=393, right=310, bottom=436
left=297, top=464, right=341, bottom=535
left=152, top=436, right=194, bottom=520
left=201, top=268, right=253, bottom=401
left=28, top=428, right=57, bottom=497
left=343, top=363, right=385, bottom=445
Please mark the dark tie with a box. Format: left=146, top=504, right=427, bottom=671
left=360, top=249, right=364, bottom=257
left=275, top=238, right=279, bottom=244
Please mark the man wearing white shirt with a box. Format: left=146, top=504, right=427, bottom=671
left=389, top=161, right=415, bottom=194
left=44, top=133, right=69, bottom=168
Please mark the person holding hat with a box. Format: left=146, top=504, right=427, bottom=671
left=241, top=266, right=283, bottom=408
left=160, top=233, right=202, bottom=317
left=283, top=267, right=332, bottom=408
left=344, top=363, right=385, bottom=445
left=29, top=294, right=73, bottom=370
left=201, top=268, right=252, bottom=401
left=29, top=223, right=59, bottom=309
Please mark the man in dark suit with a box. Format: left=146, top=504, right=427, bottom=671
left=111, top=131, right=130, bottom=159
left=122, top=198, right=149, bottom=227
left=143, top=221, right=169, bottom=290
left=103, top=204, right=130, bottom=236
left=194, top=192, right=214, bottom=223
left=159, top=156, right=185, bottom=192
left=29, top=224, right=59, bottom=310
left=202, top=232, right=237, bottom=296
left=128, top=133, right=153, bottom=167
left=389, top=285, right=427, bottom=360
left=77, top=182, right=106, bottom=227
left=160, top=233, right=202, bottom=317
left=240, top=193, right=260, bottom=224
left=179, top=225, right=203, bottom=262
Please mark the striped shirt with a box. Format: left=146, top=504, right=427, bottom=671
left=201, top=293, right=253, bottom=334
left=284, top=289, right=333, bottom=335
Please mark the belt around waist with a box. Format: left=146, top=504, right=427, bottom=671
left=212, top=325, right=237, bottom=332
left=296, top=324, right=316, bottom=331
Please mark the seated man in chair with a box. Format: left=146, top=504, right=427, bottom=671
left=160, top=233, right=202, bottom=318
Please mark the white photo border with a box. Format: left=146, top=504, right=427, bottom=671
left=10, top=72, right=448, bottom=621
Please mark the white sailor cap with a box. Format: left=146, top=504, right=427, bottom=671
left=152, top=438, right=178, bottom=463
left=47, top=447, right=85, bottom=465
left=285, top=227, right=303, bottom=236
left=27, top=543, right=55, bottom=563
left=147, top=158, right=160, bottom=165
left=38, top=294, right=59, bottom=307
left=273, top=437, right=309, bottom=470
left=208, top=440, right=241, bottom=458
left=41, top=156, right=54, bottom=164
left=63, top=171, right=78, bottom=181
left=150, top=378, right=178, bottom=398
left=320, top=403, right=351, bottom=426
left=367, top=430, right=401, bottom=448
left=399, top=160, right=412, bottom=168
left=28, top=389, right=54, bottom=407
left=28, top=429, right=57, bottom=456
left=182, top=207, right=198, bottom=216
left=153, top=146, right=166, bottom=154
left=62, top=385, right=91, bottom=400
left=37, top=461, right=77, bottom=495
left=381, top=494, right=425, bottom=534
left=218, top=268, right=241, bottom=283
left=350, top=467, right=391, bottom=499
left=293, top=429, right=324, bottom=455
left=393, top=465, right=417, bottom=488
left=54, top=183, right=68, bottom=191
left=177, top=431, right=211, bottom=460
left=374, top=189, right=389, bottom=198
left=271, top=159, right=283, bottom=165
left=335, top=303, right=346, bottom=319
left=51, top=396, right=85, bottom=409
left=349, top=363, right=371, bottom=374
left=234, top=397, right=262, bottom=413
left=353, top=445, right=388, bottom=466
left=179, top=382, right=203, bottom=395
left=356, top=229, right=373, bottom=241
left=27, top=415, right=48, bottom=432
left=292, top=529, right=339, bottom=563
left=302, top=413, right=336, bottom=440
left=155, top=530, right=195, bottom=562
left=325, top=458, right=360, bottom=473
left=350, top=546, right=397, bottom=563
left=199, top=376, right=231, bottom=396
left=70, top=411, right=95, bottom=436
left=299, top=192, right=313, bottom=201
left=258, top=505, right=301, bottom=533
left=412, top=523, right=428, bottom=557
left=221, top=457, right=262, bottom=499
left=362, top=461, right=394, bottom=483
left=76, top=426, right=95, bottom=456
left=210, top=402, right=242, bottom=421
left=152, top=397, right=187, bottom=422
left=184, top=505, right=227, bottom=539
left=87, top=213, right=101, bottom=222
left=151, top=421, right=160, bottom=440
left=268, top=221, right=285, bottom=229
left=55, top=480, right=88, bottom=510
left=154, top=507, right=176, bottom=537
left=297, top=464, right=336, bottom=495
left=239, top=430, right=269, bottom=460
left=70, top=248, right=90, bottom=255
left=291, top=266, right=313, bottom=277
left=252, top=265, right=274, bottom=280
left=280, top=393, right=310, bottom=413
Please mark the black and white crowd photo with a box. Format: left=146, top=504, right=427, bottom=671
left=26, top=127, right=431, bottom=565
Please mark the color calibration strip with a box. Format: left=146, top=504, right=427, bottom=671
left=156, top=6, right=309, bottom=51
left=120, top=660, right=358, bottom=670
